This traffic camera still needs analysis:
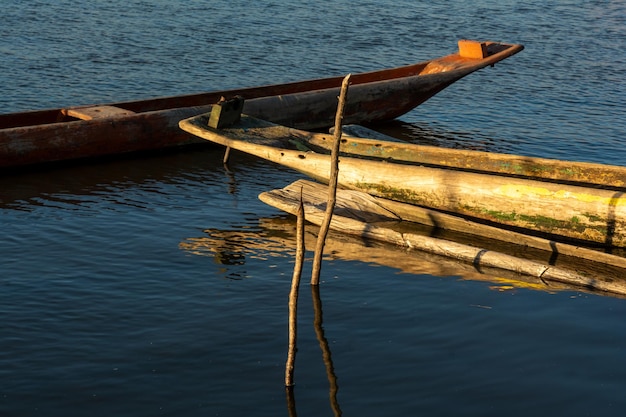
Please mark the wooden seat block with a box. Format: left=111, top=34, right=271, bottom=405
left=208, top=96, right=245, bottom=129
left=64, top=105, right=135, bottom=120
left=458, top=40, right=488, bottom=59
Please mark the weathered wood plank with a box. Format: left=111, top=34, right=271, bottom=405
left=63, top=105, right=136, bottom=120
left=208, top=96, right=244, bottom=129
left=259, top=179, right=626, bottom=295
left=370, top=190, right=626, bottom=270
left=262, top=179, right=626, bottom=269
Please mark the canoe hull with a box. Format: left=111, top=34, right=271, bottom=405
left=0, top=106, right=211, bottom=168
left=243, top=66, right=473, bottom=129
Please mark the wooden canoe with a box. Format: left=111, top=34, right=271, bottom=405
left=179, top=114, right=626, bottom=248
left=258, top=179, right=626, bottom=295
left=0, top=40, right=522, bottom=169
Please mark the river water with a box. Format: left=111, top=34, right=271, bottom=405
left=1, top=1, right=625, bottom=416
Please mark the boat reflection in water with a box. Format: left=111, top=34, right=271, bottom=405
left=179, top=216, right=626, bottom=298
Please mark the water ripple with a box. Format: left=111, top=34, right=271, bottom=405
left=1, top=1, right=626, bottom=416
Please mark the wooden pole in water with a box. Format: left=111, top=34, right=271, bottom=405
left=223, top=146, right=231, bottom=166
left=311, top=74, right=351, bottom=286
left=285, top=189, right=306, bottom=387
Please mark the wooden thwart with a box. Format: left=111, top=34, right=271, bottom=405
left=259, top=179, right=626, bottom=295
left=208, top=96, right=245, bottom=129
left=63, top=105, right=136, bottom=120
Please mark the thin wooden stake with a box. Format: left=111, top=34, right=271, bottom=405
left=311, top=74, right=351, bottom=286
left=285, top=188, right=306, bottom=387
left=223, top=146, right=232, bottom=166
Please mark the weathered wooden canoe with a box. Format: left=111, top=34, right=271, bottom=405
left=0, top=40, right=522, bottom=169
left=258, top=179, right=626, bottom=295
left=179, top=214, right=626, bottom=297
left=179, top=114, right=626, bottom=247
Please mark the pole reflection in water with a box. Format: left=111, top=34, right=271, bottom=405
left=283, top=284, right=343, bottom=417
left=311, top=284, right=342, bottom=417
left=285, top=385, right=297, bottom=417
left=180, top=217, right=626, bottom=298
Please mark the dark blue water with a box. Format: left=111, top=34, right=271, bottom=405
left=1, top=1, right=626, bottom=416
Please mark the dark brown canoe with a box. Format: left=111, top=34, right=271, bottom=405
left=0, top=40, right=523, bottom=169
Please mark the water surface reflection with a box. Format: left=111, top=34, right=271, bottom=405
left=180, top=217, right=626, bottom=298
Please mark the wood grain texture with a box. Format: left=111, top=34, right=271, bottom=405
left=180, top=114, right=626, bottom=247
left=259, top=179, right=626, bottom=296
left=63, top=105, right=136, bottom=120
